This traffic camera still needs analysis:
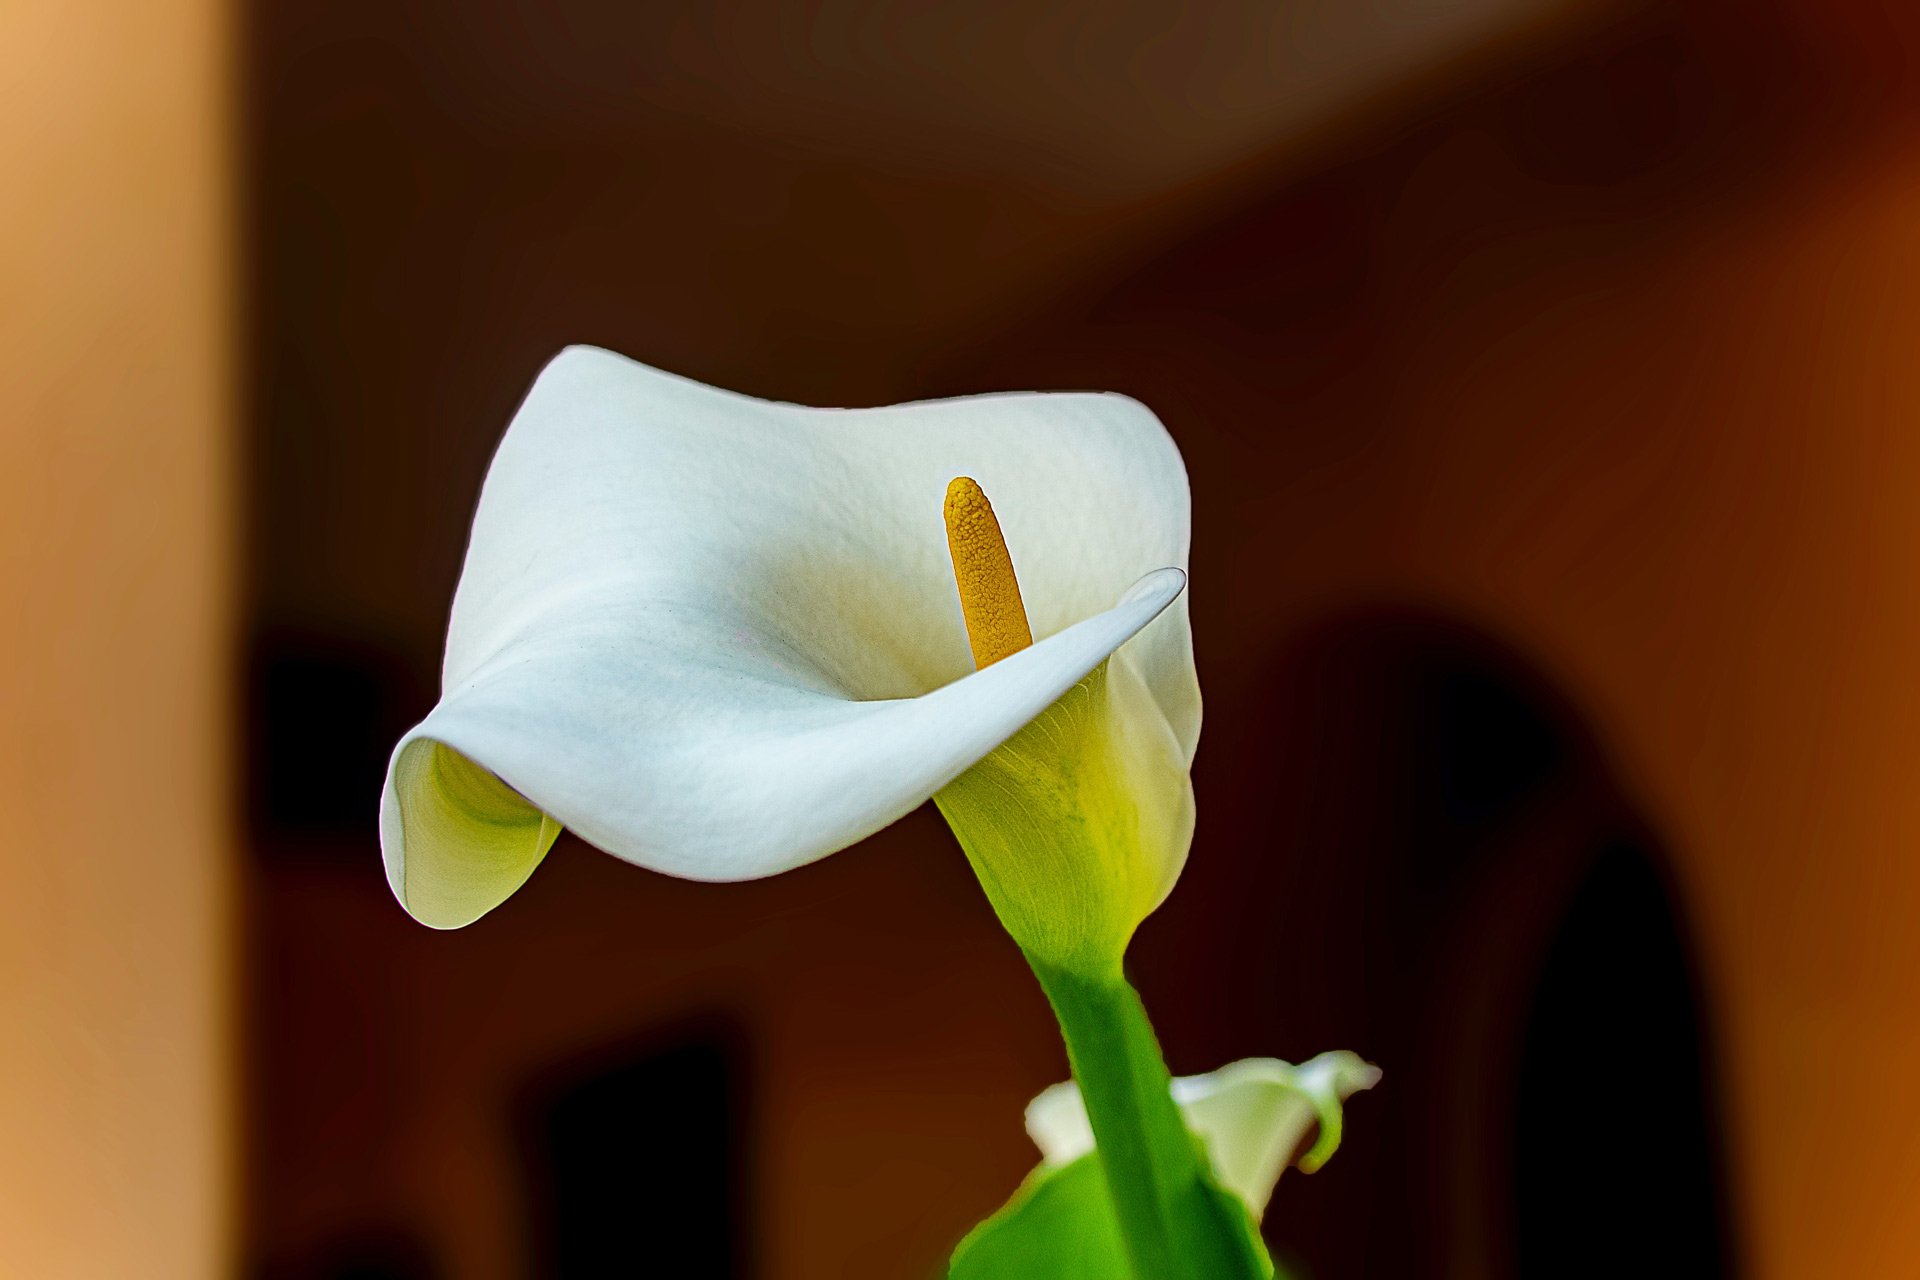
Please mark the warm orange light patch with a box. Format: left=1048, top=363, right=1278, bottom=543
left=944, top=476, right=1034, bottom=669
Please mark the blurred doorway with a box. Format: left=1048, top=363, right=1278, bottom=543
left=1513, top=840, right=1735, bottom=1277
left=1159, top=611, right=1741, bottom=1277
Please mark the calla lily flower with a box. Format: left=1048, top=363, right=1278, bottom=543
left=1026, top=1052, right=1383, bottom=1221
left=380, top=345, right=1199, bottom=972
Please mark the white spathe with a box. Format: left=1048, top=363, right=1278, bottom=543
left=1026, top=1053, right=1383, bottom=1221
left=380, top=346, right=1198, bottom=929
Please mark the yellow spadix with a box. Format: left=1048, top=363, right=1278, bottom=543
left=944, top=476, right=1035, bottom=670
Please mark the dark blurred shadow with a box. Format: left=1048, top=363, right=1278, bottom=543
left=513, top=1018, right=752, bottom=1279
left=248, top=627, right=428, bottom=852
left=252, top=1225, right=442, bottom=1280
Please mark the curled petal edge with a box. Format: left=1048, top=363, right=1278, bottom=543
left=1026, top=1050, right=1383, bottom=1221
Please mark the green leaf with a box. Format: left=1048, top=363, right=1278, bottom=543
left=949, top=1155, right=1126, bottom=1280
left=950, top=1153, right=1273, bottom=1280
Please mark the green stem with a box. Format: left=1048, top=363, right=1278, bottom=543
left=1029, top=957, right=1270, bottom=1280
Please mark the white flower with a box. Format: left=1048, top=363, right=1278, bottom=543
left=1025, top=1052, right=1384, bottom=1221
left=380, top=346, right=1199, bottom=968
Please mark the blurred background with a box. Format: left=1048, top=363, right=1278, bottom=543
left=7, top=0, right=1920, bottom=1275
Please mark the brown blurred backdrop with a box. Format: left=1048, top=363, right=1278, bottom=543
left=9, top=0, right=1920, bottom=1276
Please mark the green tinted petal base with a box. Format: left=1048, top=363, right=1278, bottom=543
left=934, top=660, right=1191, bottom=976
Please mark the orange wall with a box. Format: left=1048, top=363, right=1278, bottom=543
left=0, top=0, right=232, bottom=1274
left=1417, top=137, right=1920, bottom=1278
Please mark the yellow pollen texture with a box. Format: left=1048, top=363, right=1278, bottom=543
left=944, top=476, right=1034, bottom=669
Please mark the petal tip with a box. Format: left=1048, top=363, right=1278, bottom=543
left=1122, top=566, right=1187, bottom=609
